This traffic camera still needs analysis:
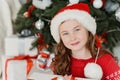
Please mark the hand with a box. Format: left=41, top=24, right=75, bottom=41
left=63, top=74, right=72, bottom=80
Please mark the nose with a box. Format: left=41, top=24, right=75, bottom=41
left=70, top=33, right=76, bottom=41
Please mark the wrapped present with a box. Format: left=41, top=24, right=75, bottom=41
left=2, top=55, right=36, bottom=80
left=36, top=50, right=54, bottom=71
left=51, top=76, right=64, bottom=80
left=51, top=76, right=96, bottom=80
left=28, top=71, right=95, bottom=80
left=28, top=71, right=61, bottom=80
left=4, top=35, right=37, bottom=56
left=36, top=50, right=55, bottom=71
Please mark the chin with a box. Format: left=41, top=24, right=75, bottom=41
left=65, top=44, right=83, bottom=51
left=69, top=46, right=82, bottom=51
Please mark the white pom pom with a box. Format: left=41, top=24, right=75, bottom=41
left=32, top=0, right=52, bottom=10
left=93, top=0, right=103, bottom=9
left=84, top=63, right=103, bottom=79
left=69, top=0, right=79, bottom=4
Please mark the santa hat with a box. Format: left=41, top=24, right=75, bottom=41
left=50, top=3, right=96, bottom=43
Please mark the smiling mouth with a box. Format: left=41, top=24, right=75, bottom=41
left=71, top=41, right=80, bottom=46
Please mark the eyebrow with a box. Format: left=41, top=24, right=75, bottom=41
left=60, top=25, right=80, bottom=34
left=73, top=25, right=80, bottom=29
left=60, top=31, right=67, bottom=34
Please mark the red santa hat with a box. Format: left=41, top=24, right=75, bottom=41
left=50, top=3, right=96, bottom=43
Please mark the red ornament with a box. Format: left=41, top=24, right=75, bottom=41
left=26, top=0, right=29, bottom=3
left=94, top=34, right=102, bottom=48
left=28, top=5, right=35, bottom=14
left=36, top=33, right=44, bottom=44
left=24, top=5, right=35, bottom=18
left=94, top=32, right=107, bottom=48
left=99, top=32, right=107, bottom=43
left=36, top=33, right=48, bottom=51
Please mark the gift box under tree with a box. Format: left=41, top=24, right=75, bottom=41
left=4, top=35, right=38, bottom=56
left=2, top=55, right=36, bottom=80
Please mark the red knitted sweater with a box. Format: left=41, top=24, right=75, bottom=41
left=70, top=53, right=120, bottom=80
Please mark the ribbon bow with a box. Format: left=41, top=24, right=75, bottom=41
left=5, top=55, right=37, bottom=80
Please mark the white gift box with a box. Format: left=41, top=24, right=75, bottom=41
left=28, top=71, right=95, bottom=80
left=4, top=35, right=37, bottom=56
left=28, top=63, right=95, bottom=80
left=2, top=55, right=35, bottom=80
left=28, top=71, right=60, bottom=80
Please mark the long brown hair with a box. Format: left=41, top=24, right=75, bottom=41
left=51, top=32, right=100, bottom=75
left=51, top=41, right=72, bottom=75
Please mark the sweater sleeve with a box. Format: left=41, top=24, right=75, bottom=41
left=99, top=54, right=120, bottom=79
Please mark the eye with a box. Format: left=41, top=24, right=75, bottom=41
left=62, top=32, right=69, bottom=36
left=75, top=28, right=80, bottom=32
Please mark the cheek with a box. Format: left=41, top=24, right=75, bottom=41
left=60, top=35, right=70, bottom=42
left=61, top=36, right=70, bottom=47
left=82, top=34, right=88, bottom=43
left=76, top=31, right=88, bottom=42
left=61, top=37, right=69, bottom=44
left=62, top=41, right=71, bottom=49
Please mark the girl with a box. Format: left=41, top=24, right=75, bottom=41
left=50, top=3, right=120, bottom=80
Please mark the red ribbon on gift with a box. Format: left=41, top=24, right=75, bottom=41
left=38, top=64, right=46, bottom=69
left=40, top=52, right=50, bottom=58
left=51, top=77, right=58, bottom=80
left=5, top=55, right=37, bottom=80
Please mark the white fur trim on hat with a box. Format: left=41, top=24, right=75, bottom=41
left=50, top=10, right=96, bottom=43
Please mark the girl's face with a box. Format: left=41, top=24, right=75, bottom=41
left=59, top=19, right=89, bottom=51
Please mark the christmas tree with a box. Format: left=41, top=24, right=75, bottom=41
left=15, top=0, right=120, bottom=53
